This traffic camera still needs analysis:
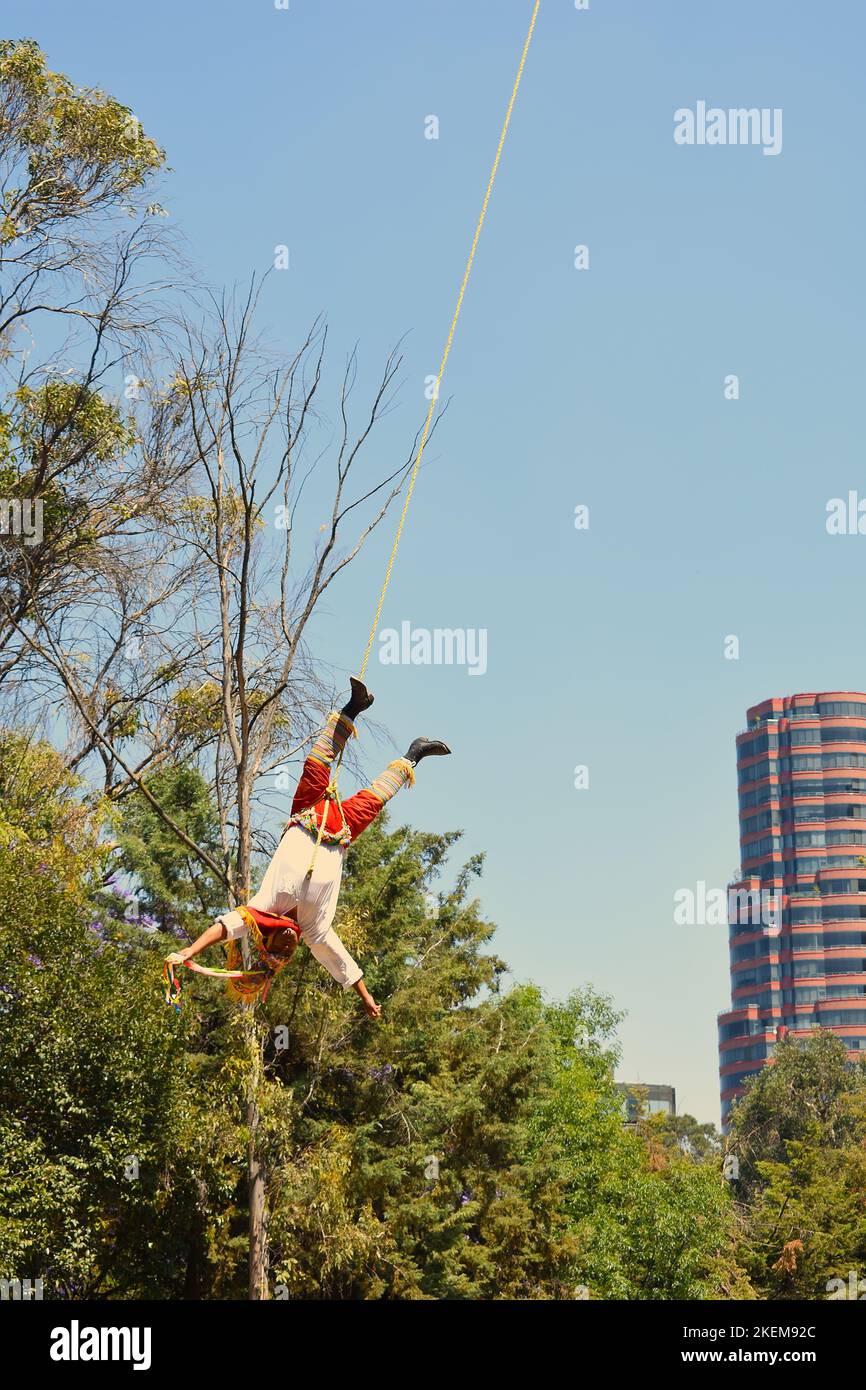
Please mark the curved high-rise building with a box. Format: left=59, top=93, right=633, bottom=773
left=719, top=691, right=866, bottom=1125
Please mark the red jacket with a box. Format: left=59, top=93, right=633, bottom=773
left=289, top=755, right=385, bottom=845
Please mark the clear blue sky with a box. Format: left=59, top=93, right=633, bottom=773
left=9, top=0, right=866, bottom=1122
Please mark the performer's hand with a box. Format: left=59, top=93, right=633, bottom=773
left=166, top=951, right=188, bottom=967
left=353, top=977, right=381, bottom=1018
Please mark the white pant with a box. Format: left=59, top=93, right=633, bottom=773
left=218, top=826, right=362, bottom=989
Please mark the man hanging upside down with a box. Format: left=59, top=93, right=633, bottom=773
left=165, top=679, right=450, bottom=1016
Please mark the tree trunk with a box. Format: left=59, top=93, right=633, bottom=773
left=246, top=1011, right=268, bottom=1299
left=236, top=776, right=268, bottom=1301
left=182, top=1181, right=209, bottom=1299
left=247, top=1088, right=269, bottom=1300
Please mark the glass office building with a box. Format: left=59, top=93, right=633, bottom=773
left=718, top=692, right=866, bottom=1125
left=616, top=1083, right=676, bottom=1125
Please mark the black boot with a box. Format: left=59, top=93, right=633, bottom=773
left=404, top=737, right=451, bottom=766
left=341, top=676, right=374, bottom=722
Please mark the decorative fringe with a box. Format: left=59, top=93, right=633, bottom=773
left=163, top=961, right=181, bottom=1013
left=224, top=946, right=273, bottom=1003
left=224, top=905, right=297, bottom=1004
left=291, top=802, right=352, bottom=847
left=392, top=757, right=416, bottom=788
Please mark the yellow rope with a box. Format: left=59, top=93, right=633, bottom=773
left=304, top=1, right=539, bottom=880
left=357, top=0, right=540, bottom=682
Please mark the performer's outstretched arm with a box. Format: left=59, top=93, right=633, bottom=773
left=166, top=919, right=227, bottom=966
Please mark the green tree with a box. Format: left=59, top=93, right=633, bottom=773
left=729, top=1033, right=866, bottom=1298
left=0, top=37, right=162, bottom=246
left=0, top=732, right=237, bottom=1297
left=729, top=1031, right=865, bottom=1192
left=643, top=1111, right=722, bottom=1164
left=526, top=1003, right=745, bottom=1299
left=738, top=1121, right=866, bottom=1299
left=114, top=763, right=227, bottom=934
left=0, top=738, right=755, bottom=1300
left=185, top=815, right=745, bottom=1300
